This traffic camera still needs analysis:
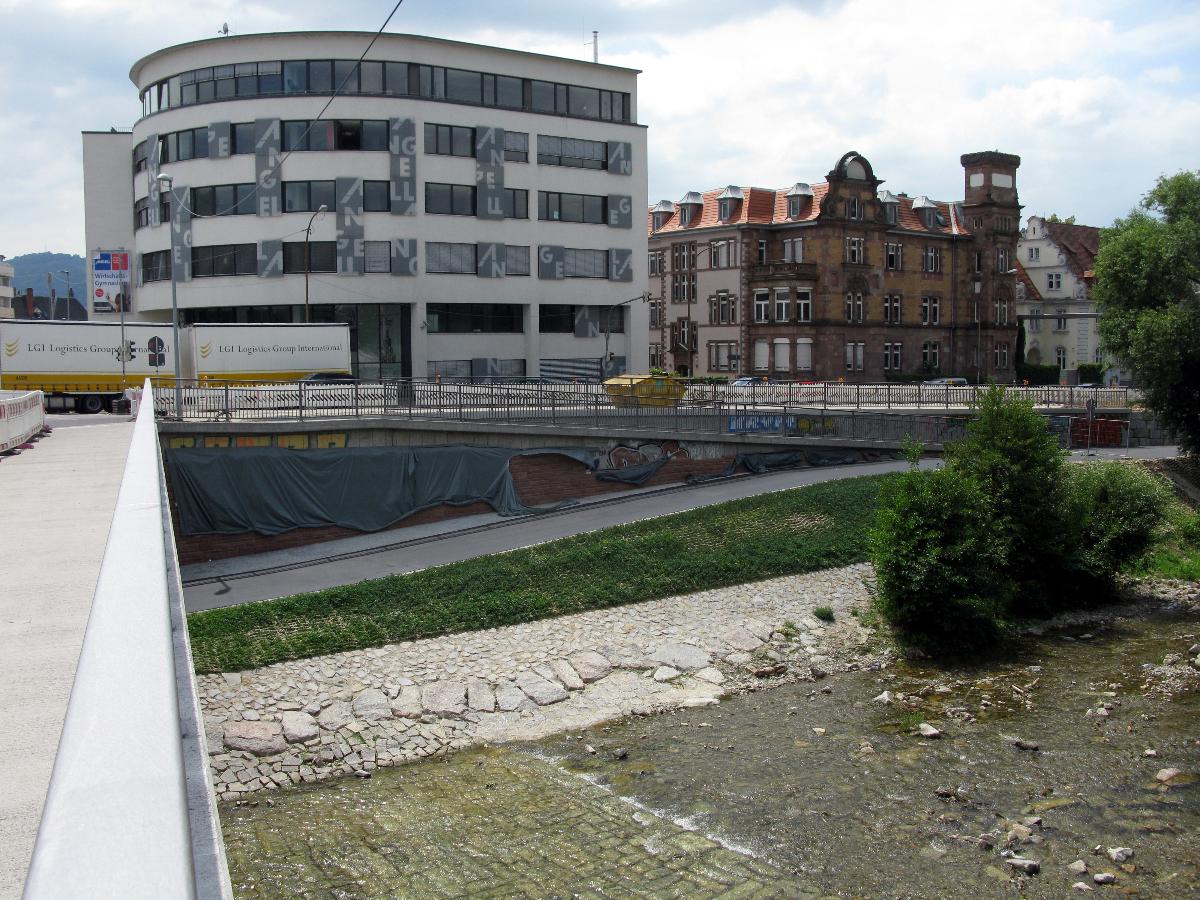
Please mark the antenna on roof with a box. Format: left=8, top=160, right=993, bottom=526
left=585, top=30, right=598, bottom=63
left=218, top=22, right=230, bottom=36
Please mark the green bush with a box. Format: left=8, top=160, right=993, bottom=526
left=814, top=605, right=834, bottom=622
left=945, top=386, right=1069, bottom=614
left=871, top=467, right=1009, bottom=654
left=1064, top=462, right=1170, bottom=588
left=1016, top=362, right=1062, bottom=385
left=1077, top=363, right=1104, bottom=384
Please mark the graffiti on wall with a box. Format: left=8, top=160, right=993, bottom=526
left=608, top=439, right=690, bottom=469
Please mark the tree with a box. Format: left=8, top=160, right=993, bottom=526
left=1045, top=213, right=1077, bottom=224
left=1094, top=171, right=1200, bottom=454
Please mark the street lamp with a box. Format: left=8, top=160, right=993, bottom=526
left=602, top=291, right=651, bottom=378
left=304, top=205, right=328, bottom=323
left=156, top=173, right=184, bottom=418
left=49, top=270, right=72, bottom=319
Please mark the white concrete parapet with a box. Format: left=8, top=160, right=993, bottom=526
left=0, top=390, right=45, bottom=453
left=23, top=381, right=230, bottom=899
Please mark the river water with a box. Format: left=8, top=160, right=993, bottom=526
left=221, top=610, right=1199, bottom=898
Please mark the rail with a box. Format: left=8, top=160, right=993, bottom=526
left=0, top=389, right=45, bottom=452
left=24, top=380, right=231, bottom=899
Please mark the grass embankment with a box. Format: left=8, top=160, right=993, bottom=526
left=1128, top=459, right=1200, bottom=581
left=187, top=474, right=890, bottom=673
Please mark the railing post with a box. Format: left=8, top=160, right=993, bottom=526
left=353, top=382, right=360, bottom=418
left=223, top=383, right=230, bottom=421
left=298, top=381, right=305, bottom=422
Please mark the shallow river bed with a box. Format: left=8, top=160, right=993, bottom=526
left=221, top=610, right=1199, bottom=898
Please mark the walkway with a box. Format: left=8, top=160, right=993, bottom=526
left=182, top=444, right=1179, bottom=612
left=0, top=421, right=134, bottom=899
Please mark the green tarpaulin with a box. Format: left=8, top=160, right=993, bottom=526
left=167, top=446, right=597, bottom=536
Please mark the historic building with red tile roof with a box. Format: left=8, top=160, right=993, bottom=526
left=646, top=151, right=1021, bottom=382
left=1016, top=216, right=1105, bottom=374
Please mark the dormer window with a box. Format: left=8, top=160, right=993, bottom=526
left=650, top=199, right=675, bottom=232
left=716, top=185, right=743, bottom=223
left=847, top=197, right=862, bottom=220
left=912, top=196, right=938, bottom=229
left=785, top=182, right=813, bottom=220
left=677, top=191, right=703, bottom=228
left=878, top=190, right=899, bottom=225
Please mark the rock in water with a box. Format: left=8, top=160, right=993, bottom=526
left=1106, top=847, right=1134, bottom=863
left=1155, top=767, right=1182, bottom=783
left=1004, top=857, right=1040, bottom=875
left=918, top=723, right=942, bottom=739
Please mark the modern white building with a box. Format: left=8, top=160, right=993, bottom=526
left=83, top=31, right=648, bottom=380
left=0, top=257, right=14, bottom=318
left=1016, top=215, right=1103, bottom=374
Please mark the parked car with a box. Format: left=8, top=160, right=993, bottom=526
left=300, top=371, right=357, bottom=382
left=923, top=377, right=968, bottom=386
left=731, top=376, right=766, bottom=386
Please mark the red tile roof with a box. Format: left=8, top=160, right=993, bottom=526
left=1015, top=262, right=1043, bottom=302
left=648, top=183, right=964, bottom=237
left=1043, top=221, right=1101, bottom=280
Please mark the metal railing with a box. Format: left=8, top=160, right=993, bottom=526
left=152, top=379, right=1132, bottom=426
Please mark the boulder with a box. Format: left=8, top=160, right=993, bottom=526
left=651, top=643, right=711, bottom=671
left=653, top=666, right=681, bottom=682
left=317, top=700, right=352, bottom=731
left=467, top=678, right=496, bottom=713
left=351, top=688, right=393, bottom=722
left=390, top=686, right=423, bottom=719
left=494, top=682, right=526, bottom=712
left=515, top=671, right=569, bottom=706
left=568, top=651, right=613, bottom=683
left=550, top=659, right=585, bottom=690
left=223, top=721, right=287, bottom=756
left=720, top=627, right=762, bottom=653
left=280, top=711, right=319, bottom=743
left=422, top=680, right=468, bottom=717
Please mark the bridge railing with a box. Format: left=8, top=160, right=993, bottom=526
left=24, top=380, right=231, bottom=900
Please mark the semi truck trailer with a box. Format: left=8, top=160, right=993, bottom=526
left=0, top=321, right=351, bottom=412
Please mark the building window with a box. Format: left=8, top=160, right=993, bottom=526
left=670, top=273, right=696, bottom=303
left=503, top=131, right=528, bottom=162
left=883, top=294, right=902, bottom=324
left=795, top=338, right=813, bottom=371
left=974, top=251, right=983, bottom=274
left=189, top=183, right=256, bottom=218
left=283, top=180, right=336, bottom=213
left=753, top=291, right=769, bottom=323
left=997, top=247, right=1011, bottom=272
left=921, top=245, right=941, bottom=273
left=282, top=241, right=336, bottom=274
left=846, top=238, right=865, bottom=264
left=671, top=242, right=696, bottom=271
left=649, top=301, right=661, bottom=328
left=363, top=180, right=390, bottom=212
left=718, top=198, right=736, bottom=221
left=844, top=292, right=864, bottom=323
left=1054, top=308, right=1068, bottom=330
left=427, top=303, right=523, bottom=333
left=708, top=291, right=736, bottom=325
left=648, top=249, right=664, bottom=276
left=505, top=245, right=531, bottom=276
left=773, top=338, right=790, bottom=372
left=538, top=305, right=575, bottom=333
left=708, top=341, right=737, bottom=371
left=758, top=240, right=768, bottom=265
left=424, top=122, right=474, bottom=156
left=922, top=340, right=940, bottom=370
left=538, top=191, right=606, bottom=224
left=1028, top=246, right=1040, bottom=262
left=844, top=341, right=864, bottom=371
left=1029, top=305, right=1041, bottom=332
left=364, top=241, right=391, bottom=273
left=788, top=196, right=804, bottom=219
left=536, top=134, right=606, bottom=169
left=796, top=289, right=812, bottom=323
left=649, top=344, right=663, bottom=370
left=921, top=295, right=940, bottom=325
left=562, top=248, right=608, bottom=278
left=678, top=205, right=696, bottom=227
left=426, top=182, right=476, bottom=216
left=885, top=242, right=903, bottom=270
left=425, top=242, right=476, bottom=274
left=783, top=238, right=803, bottom=263
left=190, top=243, right=257, bottom=277
left=846, top=197, right=861, bottom=220
left=280, top=119, right=388, bottom=152
left=993, top=297, right=1009, bottom=325
left=1055, top=346, right=1067, bottom=369
left=753, top=338, right=769, bottom=371
left=883, top=342, right=902, bottom=371
left=1047, top=272, right=1062, bottom=290
left=885, top=203, right=897, bottom=225
left=994, top=341, right=1009, bottom=369
left=709, top=239, right=735, bottom=268
left=774, top=288, right=790, bottom=323
left=141, top=250, right=171, bottom=283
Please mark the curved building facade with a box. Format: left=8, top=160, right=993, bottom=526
left=83, top=31, right=648, bottom=380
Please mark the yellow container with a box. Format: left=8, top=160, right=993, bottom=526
left=603, top=375, right=687, bottom=408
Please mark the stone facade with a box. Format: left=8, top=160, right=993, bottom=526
left=647, top=151, right=1021, bottom=382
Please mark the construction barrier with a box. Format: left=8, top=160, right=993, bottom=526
left=0, top=389, right=45, bottom=453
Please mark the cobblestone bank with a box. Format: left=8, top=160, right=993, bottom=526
left=201, top=563, right=883, bottom=800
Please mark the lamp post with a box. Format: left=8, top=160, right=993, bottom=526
left=60, top=270, right=71, bottom=320
left=602, top=291, right=651, bottom=378
left=304, top=204, right=328, bottom=324
left=156, top=173, right=184, bottom=417
left=49, top=270, right=71, bottom=319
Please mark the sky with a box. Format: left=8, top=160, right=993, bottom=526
left=0, top=0, right=1197, bottom=257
